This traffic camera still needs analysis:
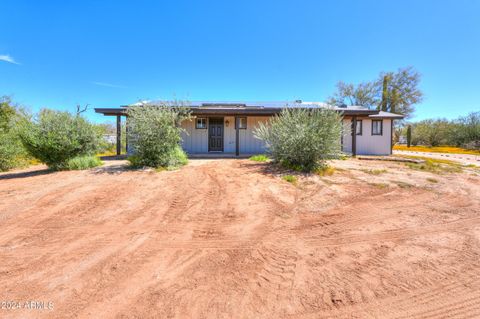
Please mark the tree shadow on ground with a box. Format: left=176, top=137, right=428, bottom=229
left=0, top=168, right=54, bottom=180
left=91, top=164, right=134, bottom=175
left=92, top=156, right=132, bottom=175
left=239, top=161, right=309, bottom=178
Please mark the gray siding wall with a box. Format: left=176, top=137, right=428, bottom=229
left=342, top=117, right=392, bottom=155
left=180, top=119, right=208, bottom=153
left=342, top=118, right=352, bottom=153
left=180, top=116, right=268, bottom=154
left=130, top=116, right=392, bottom=156
left=356, top=118, right=392, bottom=155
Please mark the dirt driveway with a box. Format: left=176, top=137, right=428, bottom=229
left=394, top=149, right=480, bottom=166
left=1, top=159, right=480, bottom=318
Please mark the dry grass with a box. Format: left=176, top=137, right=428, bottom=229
left=368, top=182, right=389, bottom=189
left=394, top=145, right=480, bottom=155
left=315, top=166, right=336, bottom=176
left=361, top=168, right=387, bottom=175
left=393, top=180, right=415, bottom=188
left=282, top=175, right=298, bottom=185
left=96, top=151, right=117, bottom=157
left=397, top=155, right=464, bottom=174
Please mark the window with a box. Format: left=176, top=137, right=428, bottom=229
left=355, top=120, right=362, bottom=135
left=372, top=120, right=383, bottom=135
left=196, top=117, right=207, bottom=129
left=236, top=117, right=247, bottom=129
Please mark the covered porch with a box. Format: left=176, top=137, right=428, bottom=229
left=94, top=107, right=273, bottom=157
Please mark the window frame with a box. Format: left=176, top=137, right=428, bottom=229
left=196, top=117, right=207, bottom=129
left=371, top=119, right=383, bottom=136
left=235, top=117, right=247, bottom=129
left=355, top=120, right=363, bottom=135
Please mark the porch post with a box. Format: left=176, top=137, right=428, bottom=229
left=116, top=115, right=121, bottom=156
left=125, top=117, right=129, bottom=154
left=390, top=119, right=394, bottom=155
left=235, top=116, right=239, bottom=156
left=352, top=116, right=357, bottom=157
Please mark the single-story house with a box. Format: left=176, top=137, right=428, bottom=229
left=95, top=100, right=404, bottom=157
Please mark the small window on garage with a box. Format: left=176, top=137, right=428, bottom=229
left=372, top=120, right=383, bottom=135
left=196, top=117, right=207, bottom=129
left=236, top=117, right=247, bottom=129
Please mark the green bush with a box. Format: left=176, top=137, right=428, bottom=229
left=65, top=155, right=103, bottom=170
left=0, top=96, right=30, bottom=171
left=127, top=103, right=191, bottom=169
left=20, top=109, right=101, bottom=170
left=254, top=108, right=343, bottom=172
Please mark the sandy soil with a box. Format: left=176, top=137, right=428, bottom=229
left=1, top=158, right=480, bottom=318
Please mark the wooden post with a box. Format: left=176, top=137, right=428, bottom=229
left=352, top=116, right=357, bottom=157
left=390, top=119, right=394, bottom=155
left=235, top=116, right=239, bottom=156
left=125, top=117, right=128, bottom=154
left=116, top=115, right=121, bottom=156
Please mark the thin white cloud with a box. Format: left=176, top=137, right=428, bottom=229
left=0, top=55, right=20, bottom=65
left=92, top=81, right=127, bottom=89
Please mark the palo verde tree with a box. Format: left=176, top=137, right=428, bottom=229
left=327, top=81, right=378, bottom=108
left=328, top=67, right=423, bottom=119
left=254, top=107, right=343, bottom=172
left=378, top=67, right=423, bottom=117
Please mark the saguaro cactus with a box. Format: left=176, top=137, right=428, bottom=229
left=407, top=125, right=412, bottom=148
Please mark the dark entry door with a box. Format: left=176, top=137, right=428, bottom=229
left=208, top=118, right=224, bottom=152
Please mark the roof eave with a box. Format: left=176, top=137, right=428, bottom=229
left=95, top=107, right=381, bottom=117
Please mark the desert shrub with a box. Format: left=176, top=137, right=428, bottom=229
left=0, top=131, right=29, bottom=171
left=410, top=119, right=452, bottom=147
left=254, top=108, right=343, bottom=172
left=65, top=155, right=102, bottom=170
left=0, top=96, right=30, bottom=171
left=127, top=155, right=142, bottom=167
left=249, top=154, right=269, bottom=162
left=449, top=112, right=480, bottom=148
left=403, top=112, right=479, bottom=149
left=127, top=103, right=191, bottom=168
left=20, top=109, right=101, bottom=170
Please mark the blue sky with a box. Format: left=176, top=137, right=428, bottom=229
left=1, top=0, right=479, bottom=123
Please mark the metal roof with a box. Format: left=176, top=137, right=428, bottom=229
left=95, top=100, right=404, bottom=118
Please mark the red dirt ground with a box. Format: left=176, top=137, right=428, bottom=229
left=1, top=158, right=479, bottom=318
